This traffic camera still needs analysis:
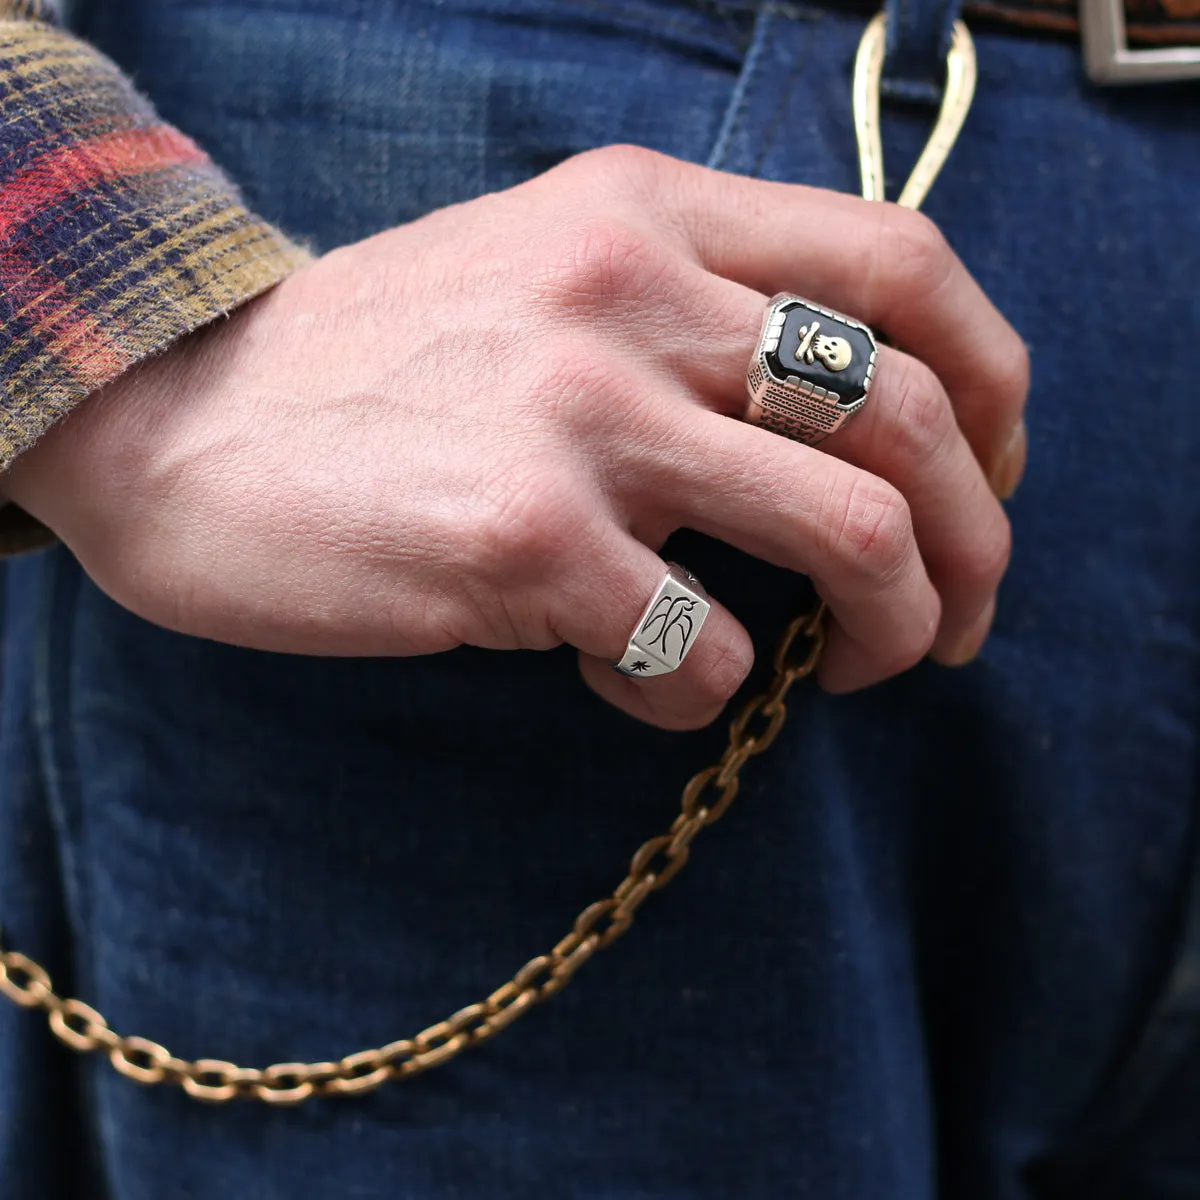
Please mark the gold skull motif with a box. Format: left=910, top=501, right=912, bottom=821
left=796, top=321, right=853, bottom=373
left=812, top=334, right=852, bottom=372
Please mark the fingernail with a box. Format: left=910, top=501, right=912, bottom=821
left=945, top=595, right=996, bottom=667
left=991, top=420, right=1027, bottom=501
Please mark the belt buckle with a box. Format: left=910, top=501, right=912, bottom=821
left=1081, top=0, right=1200, bottom=83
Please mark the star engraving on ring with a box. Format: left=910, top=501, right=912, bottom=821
left=628, top=661, right=651, bottom=673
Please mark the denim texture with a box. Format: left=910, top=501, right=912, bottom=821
left=1, top=1, right=1198, bottom=1196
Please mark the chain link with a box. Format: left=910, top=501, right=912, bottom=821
left=0, top=603, right=826, bottom=1104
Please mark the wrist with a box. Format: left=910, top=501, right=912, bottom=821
left=3, top=324, right=207, bottom=547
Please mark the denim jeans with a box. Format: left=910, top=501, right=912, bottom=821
left=2, top=1, right=1198, bottom=1196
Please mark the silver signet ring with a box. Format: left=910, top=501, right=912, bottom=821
left=612, top=564, right=711, bottom=679
left=745, top=293, right=878, bottom=446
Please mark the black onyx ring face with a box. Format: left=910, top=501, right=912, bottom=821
left=745, top=295, right=878, bottom=446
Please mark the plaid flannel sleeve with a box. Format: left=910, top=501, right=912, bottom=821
left=0, top=0, right=311, bottom=553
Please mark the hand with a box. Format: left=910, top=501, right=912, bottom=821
left=3, top=146, right=1027, bottom=730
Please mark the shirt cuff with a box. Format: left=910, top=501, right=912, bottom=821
left=0, top=15, right=312, bottom=553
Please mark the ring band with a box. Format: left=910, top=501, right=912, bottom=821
left=745, top=293, right=878, bottom=446
left=612, top=563, right=711, bottom=679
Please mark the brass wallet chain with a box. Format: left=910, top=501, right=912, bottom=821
left=0, top=13, right=977, bottom=1106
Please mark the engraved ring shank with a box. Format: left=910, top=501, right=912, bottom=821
left=613, top=564, right=711, bottom=679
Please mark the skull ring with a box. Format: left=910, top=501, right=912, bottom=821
left=744, top=294, right=878, bottom=446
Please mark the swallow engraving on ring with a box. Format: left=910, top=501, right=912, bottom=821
left=613, top=564, right=710, bottom=679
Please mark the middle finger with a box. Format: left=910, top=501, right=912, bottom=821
left=635, top=273, right=1011, bottom=668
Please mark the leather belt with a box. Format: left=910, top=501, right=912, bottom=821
left=968, top=0, right=1199, bottom=45
left=965, top=0, right=1200, bottom=80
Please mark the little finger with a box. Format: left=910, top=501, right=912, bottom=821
left=557, top=537, right=755, bottom=731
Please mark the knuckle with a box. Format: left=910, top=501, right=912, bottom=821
left=876, top=205, right=955, bottom=297
left=959, top=510, right=1013, bottom=592
left=889, top=603, right=941, bottom=675
left=464, top=466, right=593, bottom=583
left=534, top=216, right=671, bottom=309
left=644, top=638, right=750, bottom=732
left=527, top=343, right=644, bottom=431
left=559, top=143, right=670, bottom=193
left=820, top=471, right=915, bottom=584
left=882, top=354, right=952, bottom=461
left=991, top=332, right=1032, bottom=411
left=693, top=632, right=753, bottom=707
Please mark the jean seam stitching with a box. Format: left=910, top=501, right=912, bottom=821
left=749, top=12, right=816, bottom=176
left=31, top=552, right=98, bottom=1008
left=706, top=6, right=774, bottom=171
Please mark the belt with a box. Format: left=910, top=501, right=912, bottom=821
left=965, top=0, right=1200, bottom=80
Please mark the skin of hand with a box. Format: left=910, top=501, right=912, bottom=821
left=3, top=146, right=1028, bottom=731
